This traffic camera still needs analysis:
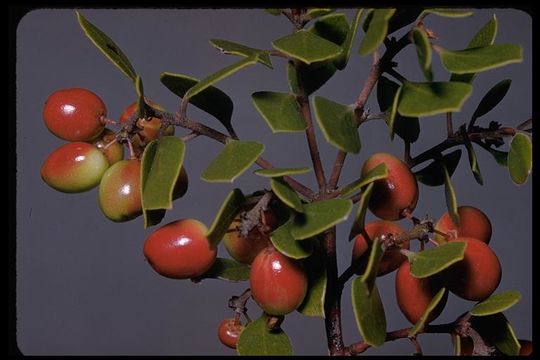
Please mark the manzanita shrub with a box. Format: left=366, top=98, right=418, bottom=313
left=40, top=8, right=532, bottom=356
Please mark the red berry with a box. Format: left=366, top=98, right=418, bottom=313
left=218, top=318, right=244, bottom=349
left=435, top=206, right=492, bottom=244
left=143, top=219, right=217, bottom=279
left=90, top=128, right=124, bottom=165
left=519, top=339, right=533, bottom=356
left=43, top=88, right=106, bottom=141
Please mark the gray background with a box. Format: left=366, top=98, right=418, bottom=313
left=16, top=9, right=532, bottom=355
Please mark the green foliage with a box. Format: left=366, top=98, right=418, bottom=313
left=470, top=79, right=511, bottom=128
left=471, top=313, right=521, bottom=355
left=470, top=290, right=522, bottom=316
left=309, top=13, right=349, bottom=46
left=305, top=9, right=335, bottom=20
left=194, top=258, right=250, bottom=282
left=251, top=91, right=306, bottom=132
left=237, top=314, right=293, bottom=355
left=359, top=9, right=396, bottom=56
left=464, top=139, right=484, bottom=185
left=209, top=39, right=273, bottom=68
left=348, top=182, right=374, bottom=240
left=410, top=242, right=466, bottom=278
left=272, top=30, right=343, bottom=64
left=340, top=163, right=388, bottom=199
left=271, top=177, right=304, bottom=212
left=508, top=133, right=532, bottom=184
left=291, top=199, right=353, bottom=240
left=206, top=188, right=245, bottom=247
left=443, top=164, right=461, bottom=226
left=297, top=244, right=327, bottom=317
left=334, top=9, right=363, bottom=70
left=135, top=75, right=146, bottom=118
left=412, top=27, right=433, bottom=81
left=270, top=220, right=313, bottom=259
left=201, top=140, right=264, bottom=183
left=409, top=287, right=448, bottom=336
left=255, top=167, right=310, bottom=177
left=415, top=149, right=462, bottom=187
left=287, top=61, right=337, bottom=95
left=360, top=237, right=384, bottom=292
left=420, top=9, right=473, bottom=19
left=351, top=280, right=386, bottom=347
left=438, top=44, right=523, bottom=74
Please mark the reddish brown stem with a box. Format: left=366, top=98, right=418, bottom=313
left=446, top=112, right=454, bottom=138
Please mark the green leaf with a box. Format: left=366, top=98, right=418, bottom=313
left=410, top=242, right=466, bottom=278
left=305, top=8, right=335, bottom=20
left=464, top=139, right=484, bottom=185
left=135, top=75, right=146, bottom=117
left=387, top=85, right=401, bottom=140
left=201, top=140, right=264, bottom=183
left=453, top=334, right=462, bottom=356
left=508, top=133, right=532, bottom=185
left=271, top=177, right=304, bottom=213
left=340, top=163, right=388, bottom=199
left=209, top=38, right=272, bottom=68
left=471, top=313, right=521, bottom=355
left=398, top=81, right=473, bottom=117
left=206, top=188, right=245, bottom=247
left=185, top=55, right=259, bottom=99
left=291, top=199, right=353, bottom=240
left=348, top=182, right=374, bottom=240
left=377, top=76, right=420, bottom=143
left=359, top=9, right=396, bottom=56
left=334, top=9, right=363, bottom=70
left=360, top=237, right=384, bottom=293
left=412, top=27, right=433, bottom=81
left=160, top=72, right=233, bottom=131
left=438, top=44, right=523, bottom=74
left=415, top=149, right=462, bottom=187
left=264, top=9, right=282, bottom=16
left=141, top=137, right=185, bottom=228
left=309, top=13, right=350, bottom=46
left=270, top=220, right=313, bottom=259
left=255, top=167, right=311, bottom=177
left=251, top=91, right=306, bottom=133
left=409, top=287, right=448, bottom=336
left=272, top=30, right=343, bottom=64
left=76, top=11, right=137, bottom=82
left=297, top=243, right=327, bottom=317
left=194, top=258, right=250, bottom=282
left=387, top=8, right=424, bottom=34
left=485, top=147, right=508, bottom=167
left=287, top=61, right=337, bottom=95
left=451, top=15, right=498, bottom=83
left=443, top=163, right=460, bottom=226
left=313, top=96, right=361, bottom=153
left=421, top=9, right=473, bottom=19
left=351, top=280, right=386, bottom=347
left=470, top=290, right=522, bottom=316
left=470, top=79, right=511, bottom=128
left=236, top=314, right=293, bottom=355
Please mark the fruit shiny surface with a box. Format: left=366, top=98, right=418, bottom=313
left=43, top=88, right=106, bottom=141
left=143, top=219, right=216, bottom=279
left=361, top=153, right=418, bottom=221
left=218, top=319, right=244, bottom=349
left=435, top=206, right=492, bottom=244
left=119, top=101, right=174, bottom=148
left=250, top=247, right=307, bottom=315
left=41, top=142, right=109, bottom=193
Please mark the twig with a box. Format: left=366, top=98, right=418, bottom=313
left=446, top=112, right=454, bottom=138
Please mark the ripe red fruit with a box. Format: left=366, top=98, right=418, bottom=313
left=224, top=209, right=277, bottom=264
left=90, top=128, right=124, bottom=165
left=218, top=318, right=245, bottom=349
left=143, top=219, right=217, bottom=279
left=442, top=237, right=502, bottom=301
left=458, top=336, right=474, bottom=355
left=435, top=206, right=492, bottom=244
left=41, top=142, right=109, bottom=193
left=395, top=261, right=448, bottom=324
left=361, top=153, right=418, bottom=221
left=98, top=159, right=142, bottom=222
left=351, top=220, right=409, bottom=276
left=250, top=247, right=308, bottom=316
left=43, top=88, right=106, bottom=141
left=519, top=339, right=533, bottom=355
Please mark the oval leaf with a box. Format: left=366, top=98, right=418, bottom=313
left=360, top=237, right=384, bottom=293
left=471, top=313, right=521, bottom=356
left=305, top=8, right=335, bottom=20
left=272, top=30, right=343, bottom=64
left=410, top=241, right=466, bottom=278
left=201, top=140, right=264, bottom=183
left=415, top=149, right=462, bottom=187
left=186, top=55, right=259, bottom=99
left=193, top=258, right=250, bottom=282
left=313, top=96, right=361, bottom=153
left=470, top=290, right=522, bottom=316
left=348, top=182, right=374, bottom=240
left=291, top=199, right=353, bottom=240
left=340, top=163, right=388, bottom=199
left=438, top=44, right=523, bottom=74
left=135, top=75, right=146, bottom=117
left=508, top=133, right=532, bottom=185
left=359, top=9, right=396, bottom=56
left=264, top=9, right=282, bottom=16
left=255, top=167, right=311, bottom=177
left=470, top=79, right=511, bottom=125
left=76, top=11, right=137, bottom=82
left=251, top=91, right=306, bottom=132
left=206, top=188, right=245, bottom=247
left=209, top=38, right=273, bottom=68
left=421, top=9, right=473, bottom=18
left=351, top=280, right=387, bottom=347
left=309, top=13, right=350, bottom=46
left=412, top=27, right=433, bottom=81
left=271, top=177, right=304, bottom=213
left=465, top=139, right=484, bottom=185
left=398, top=81, right=473, bottom=117
left=297, top=243, right=327, bottom=317
left=387, top=7, right=424, bottom=34
left=160, top=72, right=233, bottom=131
left=443, top=164, right=460, bottom=226
left=486, top=147, right=508, bottom=167
left=409, top=287, right=448, bottom=336
left=270, top=220, right=313, bottom=259
left=387, top=84, right=401, bottom=140
left=287, top=61, right=337, bottom=95
left=236, top=314, right=293, bottom=355
left=334, top=9, right=363, bottom=70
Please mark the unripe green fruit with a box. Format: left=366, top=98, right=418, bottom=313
left=218, top=318, right=244, bottom=349
left=143, top=219, right=217, bottom=279
left=361, top=153, right=419, bottom=221
left=90, top=128, right=124, bottom=165
left=98, top=159, right=142, bottom=222
left=250, top=246, right=308, bottom=316
left=43, top=88, right=106, bottom=141
left=41, top=142, right=109, bottom=193
left=351, top=220, right=409, bottom=276
left=442, top=237, right=501, bottom=301
left=395, top=261, right=448, bottom=324
left=434, top=206, right=492, bottom=244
